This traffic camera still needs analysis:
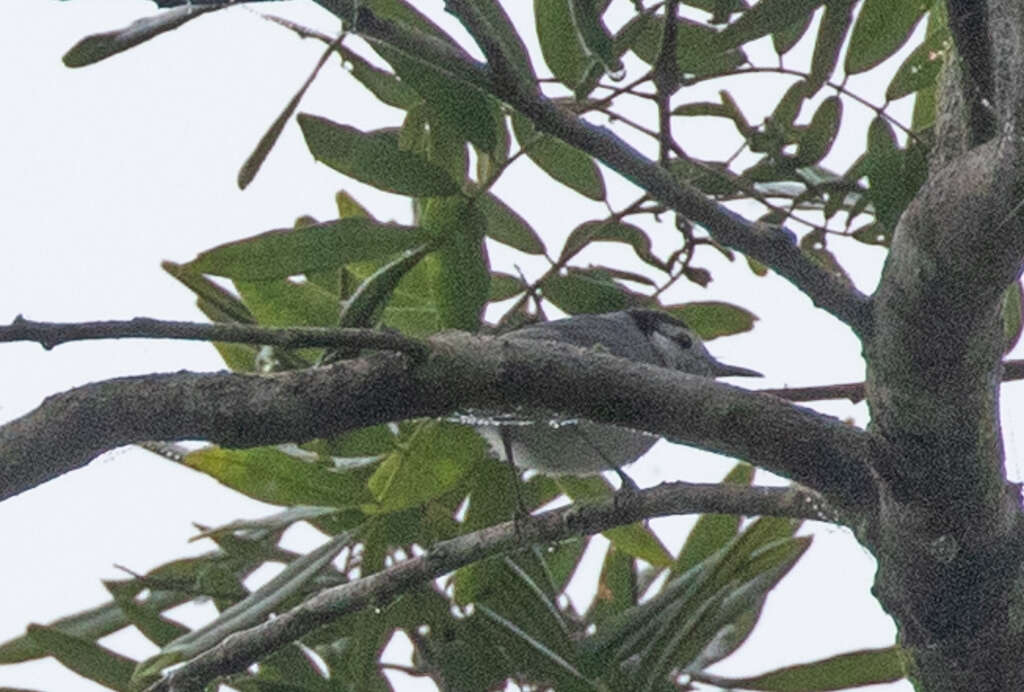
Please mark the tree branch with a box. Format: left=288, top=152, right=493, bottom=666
left=0, top=331, right=884, bottom=509
left=146, top=480, right=832, bottom=691
left=0, top=316, right=427, bottom=357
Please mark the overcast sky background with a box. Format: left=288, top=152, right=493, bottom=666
left=2, top=1, right=1017, bottom=690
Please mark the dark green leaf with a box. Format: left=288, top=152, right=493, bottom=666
left=886, top=23, right=950, bottom=100
left=625, top=15, right=745, bottom=76
left=845, top=0, right=928, bottom=75
left=423, top=196, right=490, bottom=331
left=512, top=112, right=606, bottom=200
left=561, top=220, right=663, bottom=269
left=667, top=301, right=758, bottom=338
left=713, top=646, right=907, bottom=690
left=718, top=0, right=824, bottom=50
left=541, top=269, right=637, bottom=314
left=340, top=46, right=420, bottom=110
left=474, top=193, right=546, bottom=254
left=806, top=0, right=855, bottom=94
left=795, top=96, right=841, bottom=166
left=365, top=422, right=483, bottom=514
left=374, top=45, right=497, bottom=153
left=667, top=157, right=739, bottom=196
left=298, top=115, right=458, bottom=196
left=568, top=0, right=624, bottom=78
left=770, top=81, right=807, bottom=132
left=489, top=272, right=526, bottom=301
left=104, top=581, right=188, bottom=647
left=863, top=116, right=927, bottom=232
left=0, top=591, right=189, bottom=665
left=672, top=463, right=754, bottom=577
left=603, top=524, right=674, bottom=567
left=239, top=42, right=336, bottom=190
left=62, top=6, right=220, bottom=67
left=772, top=10, right=814, bottom=55
left=188, top=218, right=428, bottom=280
left=185, top=446, right=374, bottom=508
left=339, top=244, right=433, bottom=328
left=535, top=0, right=608, bottom=92
left=469, top=0, right=537, bottom=83
left=26, top=625, right=135, bottom=691
left=235, top=278, right=338, bottom=329
left=588, top=547, right=636, bottom=626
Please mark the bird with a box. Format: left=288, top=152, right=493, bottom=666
left=474, top=308, right=761, bottom=477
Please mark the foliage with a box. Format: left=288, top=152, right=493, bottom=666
left=2, top=0, right=961, bottom=689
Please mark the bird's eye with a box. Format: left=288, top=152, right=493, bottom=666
left=676, top=334, right=692, bottom=348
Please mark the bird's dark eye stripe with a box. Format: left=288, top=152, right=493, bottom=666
left=676, top=334, right=692, bottom=348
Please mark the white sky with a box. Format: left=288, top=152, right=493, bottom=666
left=3, top=1, right=1018, bottom=690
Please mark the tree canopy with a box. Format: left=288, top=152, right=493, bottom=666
left=2, top=1, right=1023, bottom=690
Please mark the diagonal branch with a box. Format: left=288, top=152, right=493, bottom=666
left=146, top=479, right=834, bottom=692
left=0, top=331, right=884, bottom=508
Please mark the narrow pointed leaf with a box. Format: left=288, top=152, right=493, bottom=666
left=26, top=625, right=136, bottom=691
left=298, top=115, right=458, bottom=196
left=512, top=113, right=606, bottom=200
left=718, top=0, right=824, bottom=49
left=188, top=218, right=428, bottom=279
left=704, top=646, right=907, bottom=690
left=806, top=0, right=855, bottom=94
left=63, top=5, right=221, bottom=67
left=239, top=40, right=337, bottom=189
left=474, top=193, right=546, bottom=254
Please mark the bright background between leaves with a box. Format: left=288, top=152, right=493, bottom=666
left=2, top=1, right=1022, bottom=690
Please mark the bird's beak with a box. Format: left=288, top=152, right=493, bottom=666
left=711, top=361, right=763, bottom=377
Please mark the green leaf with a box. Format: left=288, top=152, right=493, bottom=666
left=185, top=446, right=375, bottom=508
left=468, top=0, right=537, bottom=83
left=26, top=625, right=136, bottom=691
left=624, top=14, right=746, bottom=76
left=62, top=6, right=221, bottom=67
left=238, top=45, right=334, bottom=190
left=0, top=591, right=189, bottom=665
left=712, top=646, right=907, bottom=690
left=795, top=96, right=841, bottom=166
left=188, top=218, right=428, bottom=280
left=535, top=0, right=608, bottom=92
left=340, top=46, right=420, bottom=110
left=103, top=581, right=188, bottom=648
left=489, top=272, right=526, bottom=301
left=561, top=220, right=663, bottom=269
left=718, top=0, right=825, bottom=50
left=235, top=277, right=338, bottom=329
left=541, top=269, right=636, bottom=314
left=474, top=192, right=546, bottom=254
left=667, top=301, right=758, bottom=338
left=568, top=0, right=624, bottom=78
left=338, top=244, right=433, bottom=328
left=772, top=10, right=814, bottom=56
left=603, top=524, right=674, bottom=568
left=298, top=114, right=459, bottom=196
left=845, top=0, right=928, bottom=75
left=374, top=45, right=497, bottom=153
left=886, top=23, right=950, bottom=101
left=806, top=0, right=855, bottom=94
left=422, top=196, right=490, bottom=331
left=863, top=116, right=927, bottom=232
left=672, top=463, right=754, bottom=577
left=511, top=112, right=606, bottom=200
left=366, top=422, right=484, bottom=514
left=138, top=532, right=353, bottom=682
left=587, top=546, right=637, bottom=625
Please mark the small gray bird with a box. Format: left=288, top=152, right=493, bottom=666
left=475, top=309, right=761, bottom=476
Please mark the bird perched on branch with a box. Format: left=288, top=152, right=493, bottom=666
left=474, top=309, right=762, bottom=477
